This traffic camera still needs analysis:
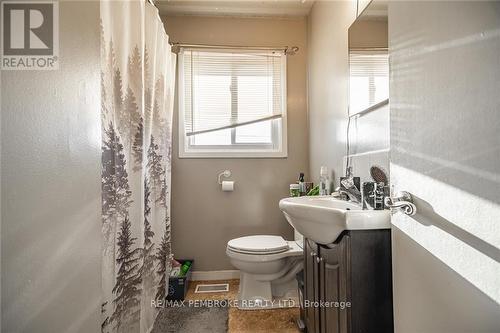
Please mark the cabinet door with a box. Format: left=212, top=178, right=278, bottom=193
left=304, top=238, right=320, bottom=333
left=319, top=235, right=350, bottom=333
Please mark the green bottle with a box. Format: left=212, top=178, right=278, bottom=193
left=179, top=260, right=192, bottom=277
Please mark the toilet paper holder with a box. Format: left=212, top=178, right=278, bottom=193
left=217, top=170, right=234, bottom=191
left=217, top=170, right=232, bottom=184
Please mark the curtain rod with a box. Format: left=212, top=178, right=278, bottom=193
left=171, top=42, right=299, bottom=55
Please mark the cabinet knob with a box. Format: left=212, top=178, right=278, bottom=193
left=316, top=257, right=323, bottom=263
left=310, top=252, right=317, bottom=257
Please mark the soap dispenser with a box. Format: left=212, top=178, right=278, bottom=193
left=319, top=166, right=329, bottom=195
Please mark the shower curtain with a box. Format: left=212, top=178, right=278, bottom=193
left=100, top=1, right=176, bottom=332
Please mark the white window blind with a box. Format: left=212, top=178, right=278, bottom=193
left=180, top=48, right=286, bottom=137
left=349, top=50, right=389, bottom=113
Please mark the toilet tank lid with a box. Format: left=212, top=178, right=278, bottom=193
left=228, top=235, right=289, bottom=253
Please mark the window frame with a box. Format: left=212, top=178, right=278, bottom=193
left=178, top=47, right=288, bottom=159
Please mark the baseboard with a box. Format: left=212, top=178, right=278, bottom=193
left=191, top=270, right=240, bottom=281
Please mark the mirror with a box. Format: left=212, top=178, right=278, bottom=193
left=348, top=0, right=389, bottom=116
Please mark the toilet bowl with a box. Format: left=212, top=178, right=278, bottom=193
left=226, top=235, right=303, bottom=310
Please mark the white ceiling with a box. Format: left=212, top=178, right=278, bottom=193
left=157, top=0, right=315, bottom=17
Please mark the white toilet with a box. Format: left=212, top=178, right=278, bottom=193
left=226, top=235, right=303, bottom=310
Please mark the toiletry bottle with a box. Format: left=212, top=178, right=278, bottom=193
left=170, top=266, right=181, bottom=277
left=298, top=173, right=305, bottom=195
left=290, top=184, right=300, bottom=197
left=179, top=260, right=192, bottom=277
left=319, top=166, right=329, bottom=195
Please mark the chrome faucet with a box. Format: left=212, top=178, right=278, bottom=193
left=333, top=174, right=362, bottom=203
left=335, top=186, right=362, bottom=204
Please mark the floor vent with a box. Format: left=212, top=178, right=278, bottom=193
left=194, top=283, right=229, bottom=293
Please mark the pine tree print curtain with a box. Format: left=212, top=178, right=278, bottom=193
left=100, top=1, right=175, bottom=332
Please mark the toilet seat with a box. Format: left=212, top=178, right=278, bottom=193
left=226, top=239, right=303, bottom=263
left=227, top=235, right=289, bottom=254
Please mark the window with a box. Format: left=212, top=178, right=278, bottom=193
left=349, top=50, right=389, bottom=114
left=178, top=47, right=287, bottom=158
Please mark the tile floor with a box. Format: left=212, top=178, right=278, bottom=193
left=185, top=279, right=301, bottom=333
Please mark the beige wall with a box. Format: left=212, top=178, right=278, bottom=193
left=349, top=19, right=388, bottom=49
left=307, top=0, right=357, bottom=184
left=162, top=15, right=308, bottom=271
left=1, top=2, right=101, bottom=332
left=389, top=1, right=500, bottom=331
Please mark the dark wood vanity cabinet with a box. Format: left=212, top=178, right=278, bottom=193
left=304, top=239, right=320, bottom=333
left=303, top=230, right=393, bottom=333
left=318, top=235, right=350, bottom=333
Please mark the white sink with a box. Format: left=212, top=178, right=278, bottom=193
left=279, top=196, right=390, bottom=245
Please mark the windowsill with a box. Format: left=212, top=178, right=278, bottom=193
left=178, top=149, right=288, bottom=159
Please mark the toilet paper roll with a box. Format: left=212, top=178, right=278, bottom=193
left=221, top=180, right=234, bottom=192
